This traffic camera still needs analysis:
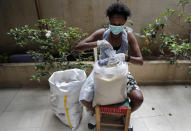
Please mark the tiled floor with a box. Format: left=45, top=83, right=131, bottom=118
left=0, top=85, right=190, bottom=131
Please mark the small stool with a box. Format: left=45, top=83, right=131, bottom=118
left=95, top=101, right=131, bottom=131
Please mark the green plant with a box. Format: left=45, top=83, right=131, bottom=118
left=185, top=16, right=191, bottom=23
left=8, top=18, right=91, bottom=82
left=159, top=34, right=179, bottom=54
left=160, top=34, right=191, bottom=60
left=177, top=0, right=190, bottom=7
left=135, top=8, right=175, bottom=45
left=141, top=47, right=152, bottom=56
left=136, top=0, right=191, bottom=60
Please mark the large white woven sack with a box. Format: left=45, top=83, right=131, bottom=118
left=93, top=62, right=128, bottom=107
left=48, top=69, right=87, bottom=130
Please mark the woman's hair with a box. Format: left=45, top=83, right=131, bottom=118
left=106, top=2, right=131, bottom=20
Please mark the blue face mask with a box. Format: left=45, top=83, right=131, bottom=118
left=109, top=24, right=124, bottom=35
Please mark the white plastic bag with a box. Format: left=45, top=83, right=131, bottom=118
left=79, top=70, right=94, bottom=102
left=48, top=69, right=87, bottom=130
left=93, top=61, right=128, bottom=107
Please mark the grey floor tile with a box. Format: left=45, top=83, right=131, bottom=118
left=134, top=99, right=163, bottom=118
left=0, top=111, right=24, bottom=131
left=156, top=87, right=191, bottom=116
left=134, top=86, right=164, bottom=118
left=157, top=99, right=191, bottom=116
left=141, top=85, right=174, bottom=103
left=5, top=95, right=50, bottom=112
left=77, top=108, right=92, bottom=131
left=131, top=117, right=148, bottom=131
left=0, top=87, right=21, bottom=99
left=0, top=99, right=12, bottom=116
left=14, top=128, right=40, bottom=131
left=0, top=87, right=21, bottom=115
left=131, top=111, right=140, bottom=118
left=143, top=85, right=191, bottom=104
left=17, top=109, right=47, bottom=128
left=40, top=109, right=72, bottom=131
left=17, top=86, right=49, bottom=97
left=143, top=116, right=174, bottom=131
left=141, top=85, right=191, bottom=116
left=4, top=86, right=50, bottom=112
left=6, top=104, right=50, bottom=113
left=0, top=109, right=46, bottom=131
left=8, top=94, right=49, bottom=105
left=165, top=114, right=191, bottom=131
left=1, top=85, right=191, bottom=131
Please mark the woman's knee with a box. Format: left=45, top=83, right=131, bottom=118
left=81, top=100, right=90, bottom=105
left=128, top=90, right=144, bottom=106
left=134, top=95, right=144, bottom=105
left=80, top=100, right=93, bottom=109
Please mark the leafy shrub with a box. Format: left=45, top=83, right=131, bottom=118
left=8, top=18, right=92, bottom=81
left=136, top=0, right=191, bottom=61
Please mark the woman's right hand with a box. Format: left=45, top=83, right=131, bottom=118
left=97, top=40, right=113, bottom=49
left=76, top=28, right=106, bottom=52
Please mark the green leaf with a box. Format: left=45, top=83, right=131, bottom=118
left=8, top=18, right=89, bottom=82
left=184, top=16, right=191, bottom=23
left=178, top=11, right=183, bottom=17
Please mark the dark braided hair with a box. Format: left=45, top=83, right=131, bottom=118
left=106, top=2, right=131, bottom=20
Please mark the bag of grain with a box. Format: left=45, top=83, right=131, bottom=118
left=93, top=61, right=128, bottom=107
left=48, top=69, right=87, bottom=130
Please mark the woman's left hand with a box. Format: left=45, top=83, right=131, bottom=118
left=108, top=53, right=126, bottom=64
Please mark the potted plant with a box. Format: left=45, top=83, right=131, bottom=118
left=135, top=0, right=191, bottom=62
left=8, top=18, right=92, bottom=82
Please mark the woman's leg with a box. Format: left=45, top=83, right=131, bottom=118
left=79, top=71, right=95, bottom=112
left=127, top=89, right=143, bottom=112
left=80, top=100, right=94, bottom=112
left=81, top=100, right=96, bottom=129
left=126, top=72, right=144, bottom=113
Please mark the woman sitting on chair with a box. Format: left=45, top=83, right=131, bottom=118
left=76, top=2, right=144, bottom=130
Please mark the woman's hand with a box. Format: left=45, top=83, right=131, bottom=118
left=97, top=40, right=113, bottom=49
left=75, top=29, right=105, bottom=52
left=108, top=53, right=126, bottom=65
left=112, top=53, right=126, bottom=61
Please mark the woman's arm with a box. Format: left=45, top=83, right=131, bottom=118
left=75, top=29, right=105, bottom=52
left=127, top=32, right=143, bottom=65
